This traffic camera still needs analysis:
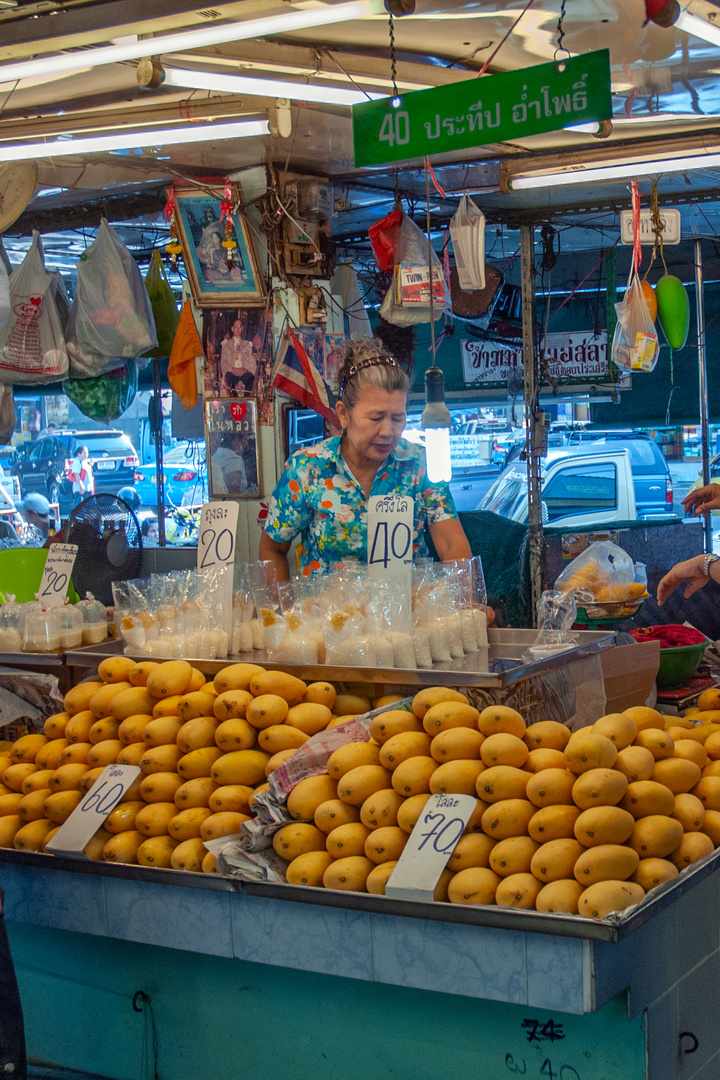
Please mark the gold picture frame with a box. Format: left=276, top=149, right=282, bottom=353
left=204, top=398, right=261, bottom=499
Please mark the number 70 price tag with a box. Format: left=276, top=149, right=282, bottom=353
left=385, top=793, right=478, bottom=902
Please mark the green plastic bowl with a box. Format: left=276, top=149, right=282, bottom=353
left=0, top=548, right=80, bottom=605
left=656, top=638, right=710, bottom=690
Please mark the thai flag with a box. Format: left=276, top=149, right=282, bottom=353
left=272, top=327, right=340, bottom=430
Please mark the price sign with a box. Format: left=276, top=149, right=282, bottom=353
left=385, top=792, right=478, bottom=902
left=197, top=501, right=240, bottom=572
left=367, top=494, right=414, bottom=586
left=45, top=763, right=141, bottom=857
left=37, top=544, right=78, bottom=607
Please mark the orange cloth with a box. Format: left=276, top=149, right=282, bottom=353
left=167, top=300, right=201, bottom=410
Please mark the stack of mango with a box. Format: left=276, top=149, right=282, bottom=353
left=268, top=689, right=720, bottom=919
left=0, top=658, right=381, bottom=872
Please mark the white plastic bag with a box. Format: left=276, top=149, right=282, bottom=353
left=0, top=231, right=68, bottom=384
left=611, top=272, right=658, bottom=372
left=73, top=219, right=157, bottom=363
left=379, top=212, right=447, bottom=326
left=450, top=194, right=485, bottom=291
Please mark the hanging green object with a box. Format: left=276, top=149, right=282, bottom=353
left=144, top=249, right=179, bottom=360
left=63, top=361, right=138, bottom=423
left=656, top=274, right=690, bottom=350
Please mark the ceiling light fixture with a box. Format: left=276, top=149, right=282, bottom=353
left=0, top=0, right=378, bottom=85
left=503, top=139, right=720, bottom=190
left=0, top=118, right=269, bottom=163
left=674, top=8, right=720, bottom=45
left=162, top=66, right=385, bottom=106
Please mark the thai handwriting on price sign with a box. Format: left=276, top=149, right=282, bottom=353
left=45, top=764, right=141, bottom=857
left=197, top=501, right=240, bottom=572
left=385, top=793, right=478, bottom=901
left=37, top=544, right=78, bottom=606
left=367, top=494, right=414, bottom=581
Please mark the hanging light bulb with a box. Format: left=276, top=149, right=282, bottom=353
left=422, top=367, right=452, bottom=483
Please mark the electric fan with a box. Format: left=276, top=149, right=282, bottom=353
left=66, top=494, right=143, bottom=606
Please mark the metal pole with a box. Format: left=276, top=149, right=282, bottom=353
left=521, top=224, right=543, bottom=624
left=695, top=238, right=713, bottom=555
left=151, top=357, right=166, bottom=547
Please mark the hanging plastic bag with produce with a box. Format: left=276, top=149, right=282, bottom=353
left=144, top=249, right=179, bottom=359
left=73, top=219, right=157, bottom=364
left=368, top=205, right=403, bottom=272
left=611, top=272, right=659, bottom=372
left=555, top=540, right=638, bottom=604
left=379, top=211, right=447, bottom=326
left=0, top=231, right=68, bottom=384
left=63, top=359, right=138, bottom=423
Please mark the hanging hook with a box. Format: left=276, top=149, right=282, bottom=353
left=554, top=0, right=571, bottom=67
left=387, top=12, right=401, bottom=107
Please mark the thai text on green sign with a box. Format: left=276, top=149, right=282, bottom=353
left=352, top=50, right=611, bottom=168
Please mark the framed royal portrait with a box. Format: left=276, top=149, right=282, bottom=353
left=172, top=185, right=266, bottom=307
left=205, top=398, right=261, bottom=499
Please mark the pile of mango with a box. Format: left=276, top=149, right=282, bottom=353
left=269, top=691, right=720, bottom=919
left=0, top=658, right=377, bottom=872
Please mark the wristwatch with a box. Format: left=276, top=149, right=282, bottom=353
left=703, top=553, right=720, bottom=578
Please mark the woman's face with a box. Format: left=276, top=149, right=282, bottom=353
left=337, top=386, right=407, bottom=465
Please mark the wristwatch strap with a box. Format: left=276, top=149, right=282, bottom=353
left=703, top=553, right=719, bottom=578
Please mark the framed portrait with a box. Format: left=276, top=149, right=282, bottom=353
left=202, top=308, right=273, bottom=422
left=205, top=398, right=261, bottom=499
left=172, top=185, right=266, bottom=306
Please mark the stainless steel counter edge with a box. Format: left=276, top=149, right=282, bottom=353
left=62, top=629, right=617, bottom=688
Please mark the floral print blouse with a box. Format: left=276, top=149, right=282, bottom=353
left=264, top=435, right=458, bottom=575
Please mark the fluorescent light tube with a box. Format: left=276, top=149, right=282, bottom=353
left=676, top=10, right=720, bottom=47
left=163, top=66, right=384, bottom=106
left=509, top=149, right=720, bottom=189
left=0, top=1, right=376, bottom=85
left=0, top=119, right=269, bottom=162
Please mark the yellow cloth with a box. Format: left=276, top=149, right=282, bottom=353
left=167, top=300, right=201, bottom=410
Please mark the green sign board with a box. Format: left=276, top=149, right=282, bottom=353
left=352, top=50, right=611, bottom=168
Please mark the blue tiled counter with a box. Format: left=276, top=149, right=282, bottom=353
left=1, top=852, right=719, bottom=1079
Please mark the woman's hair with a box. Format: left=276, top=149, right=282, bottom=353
left=337, top=337, right=410, bottom=409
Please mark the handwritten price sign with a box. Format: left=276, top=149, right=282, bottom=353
left=197, top=501, right=239, bottom=573
left=367, top=494, right=414, bottom=586
left=38, top=544, right=78, bottom=607
left=385, top=792, right=478, bottom=901
left=45, top=763, right=141, bottom=857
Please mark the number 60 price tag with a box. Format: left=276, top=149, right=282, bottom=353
left=45, top=764, right=141, bottom=858
left=385, top=793, right=478, bottom=902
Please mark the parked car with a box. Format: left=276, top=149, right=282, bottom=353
left=0, top=463, right=20, bottom=505
left=504, top=430, right=675, bottom=521
left=133, top=444, right=208, bottom=508
left=16, top=429, right=139, bottom=513
left=479, top=446, right=639, bottom=529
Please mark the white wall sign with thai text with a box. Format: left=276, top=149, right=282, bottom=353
left=461, top=332, right=610, bottom=388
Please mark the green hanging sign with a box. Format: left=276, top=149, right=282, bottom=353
left=352, top=50, right=611, bottom=168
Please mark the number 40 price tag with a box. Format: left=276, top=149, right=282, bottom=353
left=367, top=495, right=414, bottom=586
left=38, top=544, right=78, bottom=607
left=385, top=793, right=478, bottom=902
left=45, top=764, right=141, bottom=857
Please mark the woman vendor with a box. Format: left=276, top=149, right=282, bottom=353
left=259, top=337, right=474, bottom=582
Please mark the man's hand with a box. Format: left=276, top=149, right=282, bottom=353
left=658, top=554, right=709, bottom=606
left=682, top=483, right=720, bottom=517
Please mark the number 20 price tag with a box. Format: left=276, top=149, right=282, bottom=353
left=367, top=495, right=414, bottom=586
left=37, top=543, right=78, bottom=607
left=197, top=502, right=240, bottom=573
left=45, top=764, right=141, bottom=858
left=385, top=793, right=478, bottom=902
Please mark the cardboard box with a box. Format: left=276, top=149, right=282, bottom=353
left=600, top=640, right=661, bottom=713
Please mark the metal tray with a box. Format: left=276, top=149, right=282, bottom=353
left=63, top=628, right=618, bottom=688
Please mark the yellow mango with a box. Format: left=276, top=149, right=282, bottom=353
left=117, top=714, right=152, bottom=746
left=35, top=738, right=69, bottom=770
left=176, top=746, right=223, bottom=780
left=127, top=661, right=161, bottom=687
left=359, top=789, right=404, bottom=830
left=170, top=837, right=206, bottom=871
left=102, top=830, right=144, bottom=864
left=47, top=763, right=88, bottom=792
left=326, top=821, right=371, bottom=859
left=10, top=733, right=48, bottom=764
left=174, top=776, right=218, bottom=809
left=139, top=745, right=183, bottom=775
left=42, top=790, right=82, bottom=825
left=146, top=660, right=194, bottom=699
left=411, top=687, right=468, bottom=719
left=536, top=879, right=584, bottom=914
left=87, top=739, right=122, bottom=768
left=303, top=682, right=337, bottom=709
left=257, top=725, right=309, bottom=754
left=213, top=663, right=266, bottom=693
left=285, top=702, right=332, bottom=736
left=531, top=838, right=584, bottom=883
left=213, top=690, right=253, bottom=722
left=14, top=818, right=55, bottom=851
left=369, top=709, right=424, bottom=744
left=43, top=712, right=70, bottom=739
left=135, top=802, right=178, bottom=837
left=168, top=806, right=212, bottom=841
left=286, top=775, right=338, bottom=821
left=447, top=866, right=501, bottom=905
left=63, top=681, right=102, bottom=716
left=17, top=788, right=52, bottom=822
left=177, top=716, right=220, bottom=752
left=364, top=825, right=408, bottom=864
left=176, top=691, right=217, bottom=722
left=139, top=771, right=185, bottom=804
left=211, top=750, right=270, bottom=787
left=249, top=670, right=307, bottom=703
left=322, top=855, right=374, bottom=892
left=578, top=880, right=645, bottom=918
left=314, top=798, right=361, bottom=834
left=137, top=834, right=178, bottom=867
left=64, top=710, right=95, bottom=744
left=141, top=716, right=183, bottom=748
left=88, top=681, right=133, bottom=719
left=327, top=742, right=380, bottom=779
left=246, top=694, right=289, bottom=729
left=496, top=873, right=543, bottom=910
left=272, top=821, right=326, bottom=861
left=201, top=811, right=249, bottom=841
left=0, top=815, right=22, bottom=848
left=429, top=759, right=485, bottom=796
left=117, top=743, right=147, bottom=766
left=286, top=850, right=334, bottom=886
